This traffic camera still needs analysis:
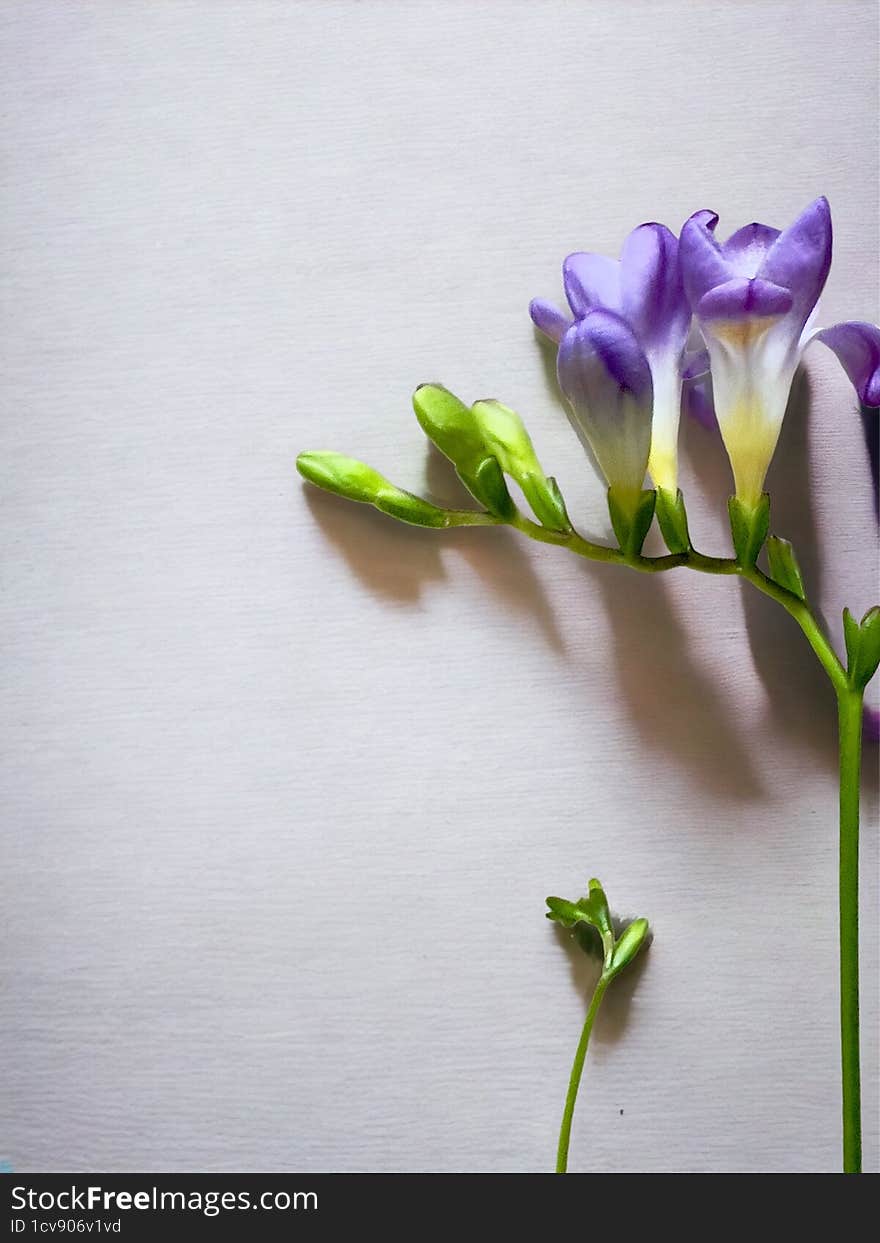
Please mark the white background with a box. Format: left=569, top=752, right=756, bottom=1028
left=2, top=1, right=878, bottom=1173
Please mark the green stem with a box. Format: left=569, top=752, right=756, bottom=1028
left=479, top=504, right=861, bottom=1171
left=838, top=685, right=863, bottom=1173
left=556, top=973, right=609, bottom=1173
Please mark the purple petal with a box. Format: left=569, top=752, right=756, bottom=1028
left=558, top=310, right=653, bottom=402
left=557, top=310, right=653, bottom=491
left=722, top=222, right=781, bottom=277
left=809, top=321, right=880, bottom=406
left=757, top=196, right=832, bottom=333
left=697, top=277, right=793, bottom=322
left=690, top=209, right=719, bottom=231
left=864, top=706, right=880, bottom=744
left=562, top=252, right=622, bottom=318
left=680, top=210, right=734, bottom=309
left=682, top=374, right=716, bottom=430
left=529, top=298, right=571, bottom=344
left=862, top=402, right=879, bottom=521
left=620, top=222, right=690, bottom=356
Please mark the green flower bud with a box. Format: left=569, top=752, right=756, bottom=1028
left=472, top=399, right=570, bottom=531
left=296, top=451, right=450, bottom=528
left=296, top=451, right=390, bottom=504
left=607, top=917, right=650, bottom=979
left=412, top=384, right=485, bottom=467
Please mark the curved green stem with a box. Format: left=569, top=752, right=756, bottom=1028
left=505, top=512, right=849, bottom=691
left=508, top=511, right=859, bottom=1169
left=837, top=685, right=863, bottom=1173
left=556, top=974, right=609, bottom=1173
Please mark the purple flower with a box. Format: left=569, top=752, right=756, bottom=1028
left=680, top=197, right=880, bottom=507
left=555, top=310, right=654, bottom=502
left=531, top=222, right=700, bottom=495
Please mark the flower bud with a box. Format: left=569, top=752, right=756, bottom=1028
left=607, top=917, right=650, bottom=978
left=296, top=451, right=450, bottom=528
left=471, top=399, right=570, bottom=530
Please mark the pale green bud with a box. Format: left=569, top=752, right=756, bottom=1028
left=296, top=451, right=450, bottom=528
left=472, top=399, right=569, bottom=531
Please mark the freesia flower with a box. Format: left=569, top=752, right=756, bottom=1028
left=680, top=197, right=880, bottom=508
left=531, top=222, right=701, bottom=495
left=556, top=309, right=653, bottom=506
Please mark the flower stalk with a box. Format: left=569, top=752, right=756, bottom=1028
left=557, top=974, right=609, bottom=1174
left=838, top=685, right=863, bottom=1174
left=546, top=880, right=650, bottom=1173
left=298, top=196, right=880, bottom=1171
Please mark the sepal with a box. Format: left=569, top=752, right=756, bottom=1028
left=655, top=487, right=690, bottom=554
left=608, top=487, right=657, bottom=557
left=728, top=493, right=770, bottom=566
left=766, top=535, right=806, bottom=600
left=457, top=456, right=515, bottom=520
left=843, top=606, right=880, bottom=690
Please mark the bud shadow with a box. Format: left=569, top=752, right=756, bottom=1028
left=303, top=467, right=565, bottom=652
left=304, top=485, right=448, bottom=604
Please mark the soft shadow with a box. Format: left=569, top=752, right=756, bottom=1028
left=683, top=370, right=838, bottom=765
left=576, top=558, right=764, bottom=800
left=304, top=485, right=447, bottom=604
left=744, top=374, right=839, bottom=763
left=552, top=922, right=651, bottom=1045
left=304, top=471, right=565, bottom=652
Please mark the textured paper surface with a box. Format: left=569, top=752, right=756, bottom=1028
left=1, top=0, right=878, bottom=1173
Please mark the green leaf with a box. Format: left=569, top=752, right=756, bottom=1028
left=607, top=917, right=650, bottom=978
left=546, top=879, right=612, bottom=946
left=545, top=896, right=585, bottom=928
left=655, top=487, right=690, bottom=554
left=297, top=451, right=451, bottom=528
left=608, top=487, right=656, bottom=557
left=766, top=535, right=806, bottom=600
left=728, top=494, right=770, bottom=565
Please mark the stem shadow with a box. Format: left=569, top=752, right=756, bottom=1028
left=551, top=922, right=651, bottom=1045
left=575, top=558, right=765, bottom=801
